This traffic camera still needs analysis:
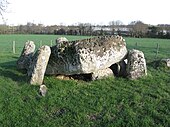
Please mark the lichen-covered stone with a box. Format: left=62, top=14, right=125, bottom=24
left=17, top=41, right=35, bottom=70
left=92, top=68, right=114, bottom=80
left=56, top=37, right=68, bottom=45
left=46, top=35, right=127, bottom=75
left=29, top=45, right=51, bottom=85
left=126, top=49, right=147, bottom=79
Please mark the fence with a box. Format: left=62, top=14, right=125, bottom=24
left=0, top=40, right=55, bottom=55
left=132, top=42, right=160, bottom=58
left=0, top=38, right=170, bottom=61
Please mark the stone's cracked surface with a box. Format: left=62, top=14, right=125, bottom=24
left=126, top=49, right=147, bottom=79
left=17, top=41, right=35, bottom=70
left=29, top=45, right=51, bottom=85
left=46, top=35, right=128, bottom=75
left=92, top=68, right=114, bottom=80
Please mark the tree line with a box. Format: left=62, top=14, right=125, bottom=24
left=0, top=1, right=170, bottom=39
left=0, top=21, right=170, bottom=39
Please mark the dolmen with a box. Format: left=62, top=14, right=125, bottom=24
left=17, top=35, right=147, bottom=85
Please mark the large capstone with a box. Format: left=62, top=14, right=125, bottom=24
left=126, top=49, right=147, bottom=79
left=46, top=35, right=127, bottom=75
left=17, top=41, right=35, bottom=70
left=29, top=45, right=51, bottom=85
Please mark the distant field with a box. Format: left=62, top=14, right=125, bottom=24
left=0, top=34, right=169, bottom=61
left=0, top=34, right=170, bottom=127
left=0, top=34, right=90, bottom=54
left=125, top=37, right=170, bottom=61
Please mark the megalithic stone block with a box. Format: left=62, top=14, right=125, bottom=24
left=17, top=41, right=35, bottom=70
left=46, top=35, right=128, bottom=75
left=29, top=45, right=51, bottom=85
left=126, top=49, right=147, bottom=79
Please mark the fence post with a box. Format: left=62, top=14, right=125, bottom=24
left=135, top=42, right=138, bottom=49
left=12, top=41, right=16, bottom=54
left=155, top=43, right=159, bottom=58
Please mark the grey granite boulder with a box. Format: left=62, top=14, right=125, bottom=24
left=92, top=68, right=114, bottom=80
left=46, top=35, right=127, bottom=75
left=29, top=45, right=51, bottom=85
left=126, top=49, right=147, bottom=79
left=17, top=41, right=35, bottom=70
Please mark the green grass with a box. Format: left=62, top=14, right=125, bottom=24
left=0, top=34, right=170, bottom=127
left=0, top=34, right=90, bottom=54
left=125, top=37, right=170, bottom=61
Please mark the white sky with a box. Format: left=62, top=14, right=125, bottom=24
left=1, top=0, right=170, bottom=25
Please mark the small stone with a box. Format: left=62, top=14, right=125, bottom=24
left=39, top=84, right=47, bottom=97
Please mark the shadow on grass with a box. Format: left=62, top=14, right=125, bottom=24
left=0, top=60, right=28, bottom=83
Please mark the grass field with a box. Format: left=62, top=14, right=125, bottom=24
left=0, top=34, right=170, bottom=127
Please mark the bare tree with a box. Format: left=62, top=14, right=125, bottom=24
left=109, top=20, right=123, bottom=26
left=115, top=20, right=123, bottom=26
left=0, top=0, right=9, bottom=20
left=109, top=20, right=124, bottom=35
left=109, top=21, right=115, bottom=35
left=130, top=21, right=148, bottom=37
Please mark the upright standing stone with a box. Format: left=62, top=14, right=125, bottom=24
left=127, top=49, right=147, bottom=79
left=29, top=45, right=51, bottom=85
left=17, top=41, right=35, bottom=70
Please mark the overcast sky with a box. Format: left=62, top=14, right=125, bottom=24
left=1, top=0, right=170, bottom=25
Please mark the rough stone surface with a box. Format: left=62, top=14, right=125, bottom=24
left=17, top=41, right=35, bottom=70
left=46, top=35, right=127, bottom=75
left=56, top=37, right=68, bottom=45
left=92, top=68, right=114, bottom=80
left=29, top=45, right=51, bottom=85
left=126, top=49, right=147, bottom=79
left=161, top=59, right=170, bottom=67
